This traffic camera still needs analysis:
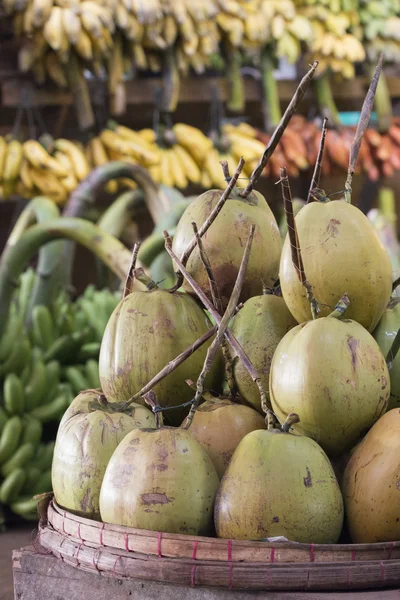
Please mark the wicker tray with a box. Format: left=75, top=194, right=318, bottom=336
left=40, top=500, right=400, bottom=592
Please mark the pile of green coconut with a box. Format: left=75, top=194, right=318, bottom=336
left=52, top=56, right=400, bottom=546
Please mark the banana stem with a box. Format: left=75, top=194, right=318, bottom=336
left=260, top=48, right=281, bottom=130
left=97, top=189, right=144, bottom=239
left=66, top=53, right=95, bottom=131
left=62, top=161, right=167, bottom=287
left=161, top=47, right=181, bottom=114
left=313, top=72, right=341, bottom=128
left=226, top=46, right=245, bottom=113
left=0, top=218, right=135, bottom=338
left=1, top=197, right=64, bottom=319
left=371, top=64, right=392, bottom=134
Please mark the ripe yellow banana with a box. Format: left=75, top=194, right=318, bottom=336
left=53, top=139, right=90, bottom=181
left=62, top=7, right=81, bottom=44
left=159, top=149, right=174, bottom=187
left=173, top=143, right=201, bottom=183
left=43, top=6, right=64, bottom=51
left=20, top=159, right=34, bottom=190
left=168, top=147, right=188, bottom=189
left=54, top=151, right=78, bottom=193
left=204, top=149, right=226, bottom=188
left=74, top=28, right=93, bottom=60
left=101, top=129, right=159, bottom=166
left=200, top=169, right=212, bottom=189
left=45, top=52, right=67, bottom=87
left=32, top=0, right=53, bottom=28
left=173, top=123, right=212, bottom=165
left=89, top=137, right=117, bottom=193
left=3, top=141, right=23, bottom=182
left=30, top=168, right=68, bottom=204
left=138, top=128, right=157, bottom=144
left=23, top=140, right=69, bottom=177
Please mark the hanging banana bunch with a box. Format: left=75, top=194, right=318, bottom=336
left=294, top=0, right=365, bottom=79
left=360, top=0, right=400, bottom=64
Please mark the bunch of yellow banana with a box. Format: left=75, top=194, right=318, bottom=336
left=9, top=0, right=114, bottom=88
left=0, top=136, right=90, bottom=204
left=294, top=0, right=365, bottom=78
left=359, top=0, right=400, bottom=64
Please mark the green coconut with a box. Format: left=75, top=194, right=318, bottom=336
left=172, top=189, right=281, bottom=309
left=373, top=298, right=400, bottom=411
left=99, top=282, right=223, bottom=424
left=270, top=317, right=390, bottom=456
left=51, top=390, right=155, bottom=519
left=342, top=409, right=400, bottom=543
left=184, top=393, right=266, bottom=478
left=99, top=426, right=219, bottom=535
left=214, top=414, right=343, bottom=543
left=279, top=201, right=392, bottom=332
left=230, top=294, right=297, bottom=412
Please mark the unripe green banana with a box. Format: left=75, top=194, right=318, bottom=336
left=24, top=359, right=47, bottom=410
left=0, top=338, right=31, bottom=377
left=21, top=416, right=43, bottom=447
left=0, top=307, right=22, bottom=362
left=0, top=407, right=7, bottom=434
left=11, top=496, right=39, bottom=517
left=3, top=373, right=25, bottom=415
left=0, top=468, right=26, bottom=503
left=18, top=269, right=37, bottom=322
left=77, top=342, right=101, bottom=361
left=1, top=443, right=35, bottom=478
left=45, top=360, right=61, bottom=400
left=23, top=466, right=41, bottom=493
left=84, top=360, right=100, bottom=389
left=0, top=416, right=22, bottom=464
left=32, top=469, right=52, bottom=495
left=20, top=360, right=33, bottom=386
left=36, top=442, right=55, bottom=471
left=44, top=329, right=89, bottom=363
left=30, top=394, right=67, bottom=423
left=65, top=366, right=89, bottom=395
left=31, top=305, right=56, bottom=350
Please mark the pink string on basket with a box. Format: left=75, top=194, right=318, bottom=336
left=157, top=531, right=163, bottom=558
left=310, top=543, right=315, bottom=562
left=190, top=541, right=198, bottom=587
left=99, top=522, right=105, bottom=546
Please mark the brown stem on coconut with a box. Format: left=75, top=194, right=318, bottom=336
left=386, top=328, right=400, bottom=371
left=220, top=160, right=231, bottom=182
left=164, top=232, right=269, bottom=417
left=328, top=293, right=350, bottom=319
left=307, top=117, right=328, bottom=205
left=123, top=242, right=141, bottom=298
left=239, top=61, right=318, bottom=199
left=184, top=225, right=255, bottom=428
left=166, top=157, right=245, bottom=293
left=143, top=391, right=163, bottom=429
left=281, top=412, right=300, bottom=433
left=132, top=267, right=158, bottom=290
left=280, top=167, right=319, bottom=319
left=344, top=54, right=383, bottom=204
left=191, top=220, right=237, bottom=399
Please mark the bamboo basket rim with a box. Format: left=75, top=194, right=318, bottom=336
left=48, top=500, right=400, bottom=564
left=39, top=523, right=400, bottom=592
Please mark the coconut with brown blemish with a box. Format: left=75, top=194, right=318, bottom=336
left=214, top=413, right=343, bottom=543
left=172, top=189, right=282, bottom=310
left=51, top=390, right=155, bottom=520
left=270, top=316, right=390, bottom=456
left=99, top=424, right=219, bottom=535
left=99, top=273, right=223, bottom=425
left=342, top=408, right=400, bottom=543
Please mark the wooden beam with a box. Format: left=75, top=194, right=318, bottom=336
left=2, top=75, right=400, bottom=109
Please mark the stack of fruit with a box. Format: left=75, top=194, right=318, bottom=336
left=45, top=59, right=400, bottom=548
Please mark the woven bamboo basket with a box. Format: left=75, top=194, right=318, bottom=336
left=37, top=499, right=400, bottom=592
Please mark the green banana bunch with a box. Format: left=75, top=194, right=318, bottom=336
left=359, top=0, right=400, bottom=64
left=0, top=269, right=119, bottom=522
